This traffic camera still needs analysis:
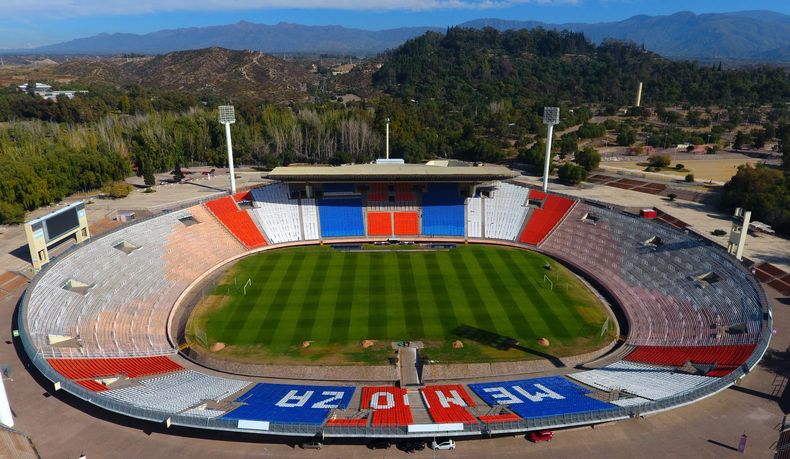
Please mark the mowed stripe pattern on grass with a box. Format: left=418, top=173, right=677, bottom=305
left=204, top=246, right=604, bottom=352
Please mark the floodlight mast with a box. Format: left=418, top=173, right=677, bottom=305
left=218, top=106, right=237, bottom=194
left=542, top=107, right=560, bottom=193
left=385, top=118, right=391, bottom=160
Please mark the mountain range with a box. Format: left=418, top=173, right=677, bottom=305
left=8, top=10, right=790, bottom=62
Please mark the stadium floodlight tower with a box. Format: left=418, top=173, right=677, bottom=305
left=542, top=106, right=560, bottom=192
left=385, top=117, right=391, bottom=159
left=218, top=105, right=237, bottom=194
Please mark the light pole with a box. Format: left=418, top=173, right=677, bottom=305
left=385, top=117, right=390, bottom=159
left=218, top=105, right=237, bottom=194
left=542, top=107, right=560, bottom=193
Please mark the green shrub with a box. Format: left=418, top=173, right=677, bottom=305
left=685, top=174, right=695, bottom=183
left=557, top=163, right=588, bottom=185
left=102, top=181, right=132, bottom=199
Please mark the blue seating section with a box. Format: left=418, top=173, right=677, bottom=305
left=469, top=376, right=613, bottom=419
left=322, top=183, right=356, bottom=193
left=318, top=198, right=365, bottom=237
left=421, top=183, right=465, bottom=236
left=222, top=383, right=355, bottom=425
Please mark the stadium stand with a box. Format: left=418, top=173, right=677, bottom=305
left=326, top=417, right=369, bottom=427
left=394, top=212, right=420, bottom=236
left=482, top=183, right=530, bottom=240
left=100, top=371, right=250, bottom=416
left=422, top=184, right=465, bottom=236
left=469, top=376, right=612, bottom=419
left=396, top=183, right=417, bottom=201
left=232, top=191, right=252, bottom=202
left=205, top=196, right=267, bottom=248
left=322, top=183, right=357, bottom=194
left=26, top=205, right=246, bottom=357
left=222, top=383, right=355, bottom=425
left=420, top=385, right=477, bottom=424
left=250, top=184, right=303, bottom=244
left=519, top=194, right=575, bottom=245
left=301, top=198, right=321, bottom=241
left=466, top=197, right=482, bottom=238
left=478, top=413, right=521, bottom=423
left=361, top=386, right=413, bottom=426
left=625, top=344, right=756, bottom=376
left=368, top=183, right=389, bottom=201
left=48, top=356, right=183, bottom=381
left=541, top=202, right=763, bottom=346
left=568, top=361, right=717, bottom=401
left=318, top=198, right=365, bottom=237
left=367, top=212, right=393, bottom=236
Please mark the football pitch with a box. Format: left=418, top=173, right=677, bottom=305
left=188, top=244, right=614, bottom=364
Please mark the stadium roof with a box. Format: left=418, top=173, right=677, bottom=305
left=267, top=163, right=519, bottom=182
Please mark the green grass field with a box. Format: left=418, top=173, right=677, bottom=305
left=187, top=245, right=615, bottom=364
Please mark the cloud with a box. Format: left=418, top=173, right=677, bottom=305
left=2, top=0, right=579, bottom=17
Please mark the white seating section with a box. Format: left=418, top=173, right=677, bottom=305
left=466, top=197, right=482, bottom=238
left=26, top=205, right=245, bottom=358
left=301, top=198, right=320, bottom=241
left=568, top=361, right=716, bottom=401
left=100, top=370, right=250, bottom=415
left=481, top=183, right=530, bottom=240
left=250, top=184, right=302, bottom=244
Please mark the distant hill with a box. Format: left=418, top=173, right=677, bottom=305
left=32, top=22, right=440, bottom=55
left=56, top=48, right=318, bottom=101
left=460, top=10, right=790, bottom=61
left=8, top=11, right=789, bottom=62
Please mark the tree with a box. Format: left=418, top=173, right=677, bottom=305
left=173, top=158, right=184, bottom=181
left=0, top=201, right=25, bottom=224
left=557, top=163, right=588, bottom=185
left=142, top=160, right=156, bottom=187
left=648, top=155, right=671, bottom=168
left=616, top=127, right=636, bottom=146
left=685, top=174, right=695, bottom=183
left=559, top=133, right=578, bottom=157
left=721, top=164, right=789, bottom=236
left=574, top=146, right=601, bottom=172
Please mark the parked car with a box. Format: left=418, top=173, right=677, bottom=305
left=299, top=441, right=322, bottom=450
left=366, top=440, right=391, bottom=450
left=528, top=430, right=554, bottom=442
left=431, top=439, right=456, bottom=450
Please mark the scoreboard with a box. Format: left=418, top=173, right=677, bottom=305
left=25, top=201, right=90, bottom=270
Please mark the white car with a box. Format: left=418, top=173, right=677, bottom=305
left=431, top=439, right=456, bottom=450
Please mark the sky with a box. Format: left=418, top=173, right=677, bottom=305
left=1, top=0, right=788, bottom=49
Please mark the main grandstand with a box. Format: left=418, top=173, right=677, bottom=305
left=18, top=160, right=771, bottom=440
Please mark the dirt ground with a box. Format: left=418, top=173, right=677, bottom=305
left=601, top=157, right=764, bottom=183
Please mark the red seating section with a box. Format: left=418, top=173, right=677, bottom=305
left=326, top=418, right=368, bottom=427
left=479, top=413, right=521, bottom=423
left=367, top=212, right=393, bottom=236
left=394, top=212, right=419, bottom=236
left=76, top=379, right=111, bottom=392
left=48, top=356, right=184, bottom=391
left=625, top=344, right=756, bottom=377
left=528, top=190, right=547, bottom=201
left=420, top=385, right=477, bottom=424
left=361, top=386, right=413, bottom=426
left=232, top=191, right=251, bottom=202
left=205, top=196, right=267, bottom=248
left=519, top=194, right=575, bottom=245
left=368, top=183, right=389, bottom=201
left=395, top=183, right=416, bottom=201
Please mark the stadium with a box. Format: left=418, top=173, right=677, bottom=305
left=16, top=159, right=772, bottom=446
